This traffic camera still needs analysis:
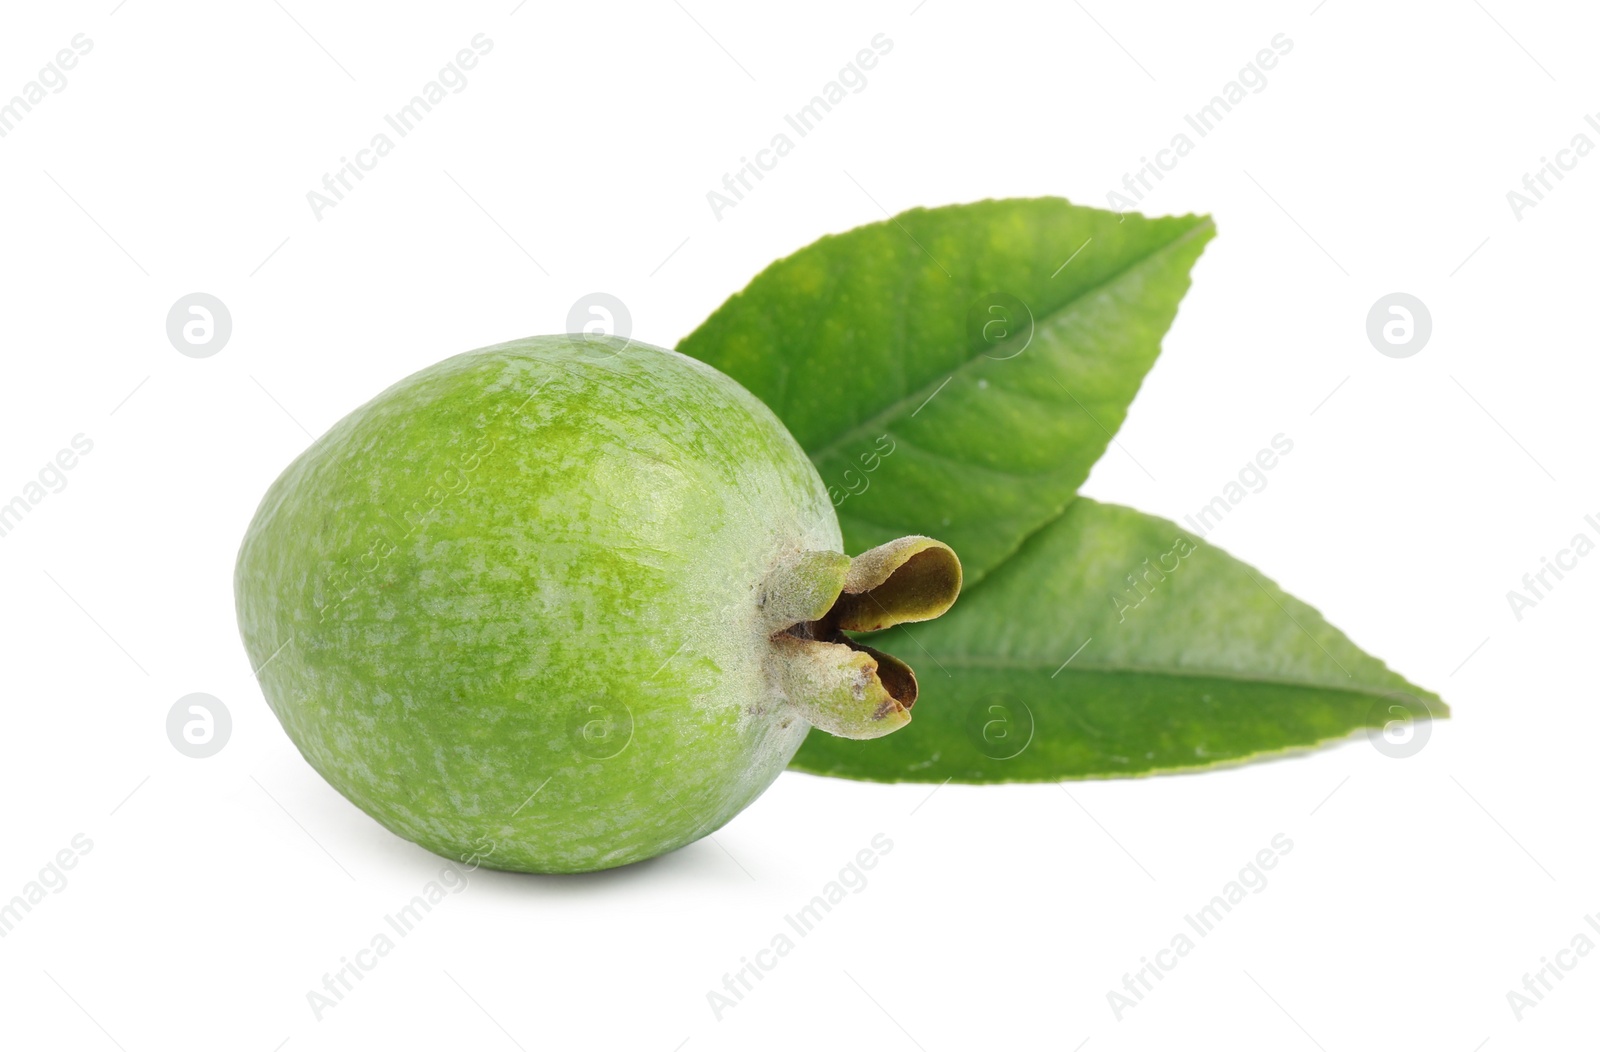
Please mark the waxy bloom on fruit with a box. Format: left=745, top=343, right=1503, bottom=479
left=235, top=335, right=961, bottom=873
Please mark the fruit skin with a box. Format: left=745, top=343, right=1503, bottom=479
left=235, top=335, right=842, bottom=873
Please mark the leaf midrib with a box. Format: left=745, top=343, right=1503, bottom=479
left=914, top=653, right=1429, bottom=703
left=805, top=216, right=1215, bottom=466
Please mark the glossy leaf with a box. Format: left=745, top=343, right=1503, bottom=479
left=677, top=198, right=1215, bottom=585
left=679, top=199, right=1443, bottom=782
left=791, top=499, right=1446, bottom=782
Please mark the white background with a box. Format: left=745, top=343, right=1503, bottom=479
left=1, top=0, right=1594, bottom=1049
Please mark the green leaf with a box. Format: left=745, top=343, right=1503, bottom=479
left=677, top=198, right=1215, bottom=585
left=679, top=199, right=1442, bottom=782
left=790, top=499, right=1447, bottom=782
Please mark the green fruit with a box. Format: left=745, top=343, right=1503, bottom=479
left=235, top=335, right=961, bottom=873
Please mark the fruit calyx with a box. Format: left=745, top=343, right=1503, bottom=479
left=762, top=537, right=962, bottom=740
